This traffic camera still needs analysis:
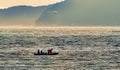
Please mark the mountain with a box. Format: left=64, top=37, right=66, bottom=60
left=36, top=0, right=72, bottom=26
left=37, top=0, right=120, bottom=26
left=0, top=5, right=48, bottom=25
left=0, top=0, right=120, bottom=26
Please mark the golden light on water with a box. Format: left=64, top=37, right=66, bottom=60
left=0, top=26, right=119, bottom=30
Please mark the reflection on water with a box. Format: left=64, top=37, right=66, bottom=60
left=0, top=27, right=120, bottom=70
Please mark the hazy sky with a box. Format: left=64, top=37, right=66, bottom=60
left=0, top=0, right=63, bottom=8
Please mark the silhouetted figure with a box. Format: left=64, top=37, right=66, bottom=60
left=37, top=49, right=40, bottom=54
left=47, top=48, right=53, bottom=55
left=41, top=50, right=43, bottom=54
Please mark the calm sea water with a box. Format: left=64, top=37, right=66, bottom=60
left=0, top=27, right=120, bottom=70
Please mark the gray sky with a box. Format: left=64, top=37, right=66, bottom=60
left=71, top=0, right=120, bottom=25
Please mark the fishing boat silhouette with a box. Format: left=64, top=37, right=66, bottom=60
left=34, top=48, right=59, bottom=55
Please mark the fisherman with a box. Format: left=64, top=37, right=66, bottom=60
left=47, top=48, right=53, bottom=55
left=41, top=50, right=43, bottom=54
left=37, top=49, right=40, bottom=54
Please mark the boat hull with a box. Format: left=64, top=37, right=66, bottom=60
left=34, top=53, right=59, bottom=55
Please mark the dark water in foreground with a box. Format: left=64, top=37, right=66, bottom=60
left=0, top=28, right=120, bottom=70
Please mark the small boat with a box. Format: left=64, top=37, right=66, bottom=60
left=34, top=49, right=59, bottom=55
left=34, top=52, right=59, bottom=55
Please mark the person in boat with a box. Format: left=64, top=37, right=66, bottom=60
left=37, top=49, right=43, bottom=54
left=41, top=50, right=43, bottom=54
left=37, top=49, right=40, bottom=54
left=47, top=48, right=53, bottom=55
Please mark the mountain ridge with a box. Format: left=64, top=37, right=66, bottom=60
left=0, top=1, right=65, bottom=25
left=0, top=0, right=120, bottom=26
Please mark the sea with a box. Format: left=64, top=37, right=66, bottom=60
left=0, top=27, right=120, bottom=70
